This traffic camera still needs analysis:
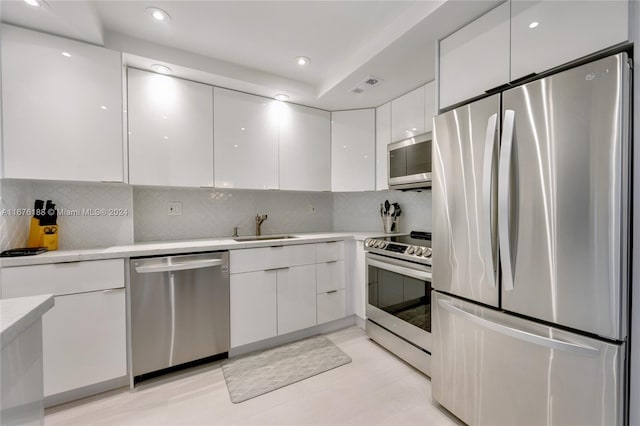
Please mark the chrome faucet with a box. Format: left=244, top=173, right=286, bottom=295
left=255, top=214, right=268, bottom=236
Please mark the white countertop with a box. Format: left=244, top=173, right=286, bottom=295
left=0, top=231, right=390, bottom=268
left=1, top=294, right=54, bottom=350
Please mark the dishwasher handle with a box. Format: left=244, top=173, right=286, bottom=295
left=134, top=258, right=224, bottom=274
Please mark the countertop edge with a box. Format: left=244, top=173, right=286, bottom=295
left=0, top=231, right=394, bottom=267
left=1, top=294, right=55, bottom=350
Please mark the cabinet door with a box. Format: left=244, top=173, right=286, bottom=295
left=277, top=265, right=317, bottom=335
left=43, top=289, right=126, bottom=396
left=439, top=2, right=510, bottom=109
left=317, top=289, right=346, bottom=324
left=510, top=0, right=629, bottom=80
left=391, top=86, right=425, bottom=142
left=230, top=271, right=277, bottom=347
left=279, top=103, right=330, bottom=191
left=331, top=109, right=375, bottom=192
left=127, top=69, right=214, bottom=187
left=375, top=102, right=391, bottom=191
left=1, top=25, right=124, bottom=182
left=424, top=81, right=436, bottom=133
left=214, top=88, right=279, bottom=189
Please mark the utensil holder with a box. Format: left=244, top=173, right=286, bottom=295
left=382, top=216, right=398, bottom=233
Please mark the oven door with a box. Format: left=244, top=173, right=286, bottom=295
left=366, top=253, right=432, bottom=352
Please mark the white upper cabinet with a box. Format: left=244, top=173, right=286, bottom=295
left=214, top=88, right=279, bottom=190
left=510, top=0, right=629, bottom=80
left=127, top=69, right=214, bottom=187
left=424, top=80, right=436, bottom=132
left=375, top=102, right=391, bottom=191
left=438, top=2, right=510, bottom=109
left=331, top=109, right=376, bottom=192
left=0, top=25, right=124, bottom=182
left=279, top=103, right=331, bottom=191
left=391, top=85, right=426, bottom=142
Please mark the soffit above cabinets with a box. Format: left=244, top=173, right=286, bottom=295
left=1, top=0, right=502, bottom=110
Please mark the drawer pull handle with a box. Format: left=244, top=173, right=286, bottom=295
left=326, top=261, right=338, bottom=264
left=326, top=290, right=338, bottom=294
left=265, top=267, right=289, bottom=272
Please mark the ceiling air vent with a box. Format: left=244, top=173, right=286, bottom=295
left=350, top=75, right=383, bottom=94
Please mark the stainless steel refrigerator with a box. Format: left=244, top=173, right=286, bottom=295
left=432, top=52, right=631, bottom=425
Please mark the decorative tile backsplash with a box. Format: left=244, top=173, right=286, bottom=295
left=0, top=179, right=432, bottom=250
left=0, top=179, right=134, bottom=251
left=333, top=190, right=431, bottom=233
left=133, top=187, right=333, bottom=242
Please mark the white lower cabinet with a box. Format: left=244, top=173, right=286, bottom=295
left=316, top=261, right=345, bottom=294
left=230, top=271, right=277, bottom=348
left=316, top=241, right=347, bottom=324
left=0, top=259, right=126, bottom=399
left=230, top=242, right=349, bottom=347
left=43, top=289, right=126, bottom=396
left=317, top=290, right=346, bottom=324
left=277, top=265, right=317, bottom=335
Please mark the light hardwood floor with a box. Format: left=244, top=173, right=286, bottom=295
left=45, top=326, right=461, bottom=426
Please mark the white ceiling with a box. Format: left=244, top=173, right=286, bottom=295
left=1, top=0, right=502, bottom=110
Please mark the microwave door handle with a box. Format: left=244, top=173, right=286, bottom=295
left=482, top=113, right=498, bottom=288
left=499, top=110, right=515, bottom=291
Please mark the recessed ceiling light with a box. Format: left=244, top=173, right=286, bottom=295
left=274, top=94, right=289, bottom=101
left=150, top=64, right=172, bottom=74
left=61, top=52, right=71, bottom=58
left=100, top=106, right=108, bottom=110
left=146, top=7, right=171, bottom=22
left=295, top=56, right=310, bottom=66
left=529, top=21, right=539, bottom=29
left=23, top=0, right=46, bottom=7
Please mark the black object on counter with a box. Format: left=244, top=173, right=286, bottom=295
left=0, top=247, right=49, bottom=257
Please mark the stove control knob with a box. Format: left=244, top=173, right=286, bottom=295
left=377, top=241, right=386, bottom=249
left=365, top=239, right=373, bottom=247
left=415, top=247, right=424, bottom=256
left=423, top=248, right=432, bottom=258
left=407, top=246, right=416, bottom=255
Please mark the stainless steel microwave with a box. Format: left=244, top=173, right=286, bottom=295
left=387, top=132, right=432, bottom=190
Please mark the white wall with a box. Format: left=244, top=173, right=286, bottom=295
left=629, top=1, right=639, bottom=424
left=133, top=187, right=333, bottom=242
left=333, top=189, right=431, bottom=233
left=0, top=180, right=134, bottom=250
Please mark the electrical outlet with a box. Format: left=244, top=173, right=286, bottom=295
left=168, top=202, right=182, bottom=216
left=308, top=204, right=316, bottom=215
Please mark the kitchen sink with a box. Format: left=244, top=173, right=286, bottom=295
left=233, top=235, right=298, bottom=242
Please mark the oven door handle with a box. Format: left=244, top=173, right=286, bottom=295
left=366, top=258, right=431, bottom=281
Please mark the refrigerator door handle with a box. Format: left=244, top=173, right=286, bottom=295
left=438, top=299, right=599, bottom=357
left=482, top=113, right=498, bottom=288
left=498, top=109, right=515, bottom=291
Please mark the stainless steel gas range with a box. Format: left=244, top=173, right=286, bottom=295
left=364, top=231, right=432, bottom=376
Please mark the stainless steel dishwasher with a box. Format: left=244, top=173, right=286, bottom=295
left=130, top=252, right=229, bottom=380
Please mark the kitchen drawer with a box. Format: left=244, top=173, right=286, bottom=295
left=316, top=241, right=345, bottom=263
left=317, top=289, right=346, bottom=324
left=316, top=260, right=346, bottom=293
left=230, top=244, right=316, bottom=274
left=1, top=259, right=125, bottom=298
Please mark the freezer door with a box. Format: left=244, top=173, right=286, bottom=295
left=433, top=94, right=500, bottom=307
left=500, top=53, right=630, bottom=340
left=432, top=292, right=624, bottom=426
